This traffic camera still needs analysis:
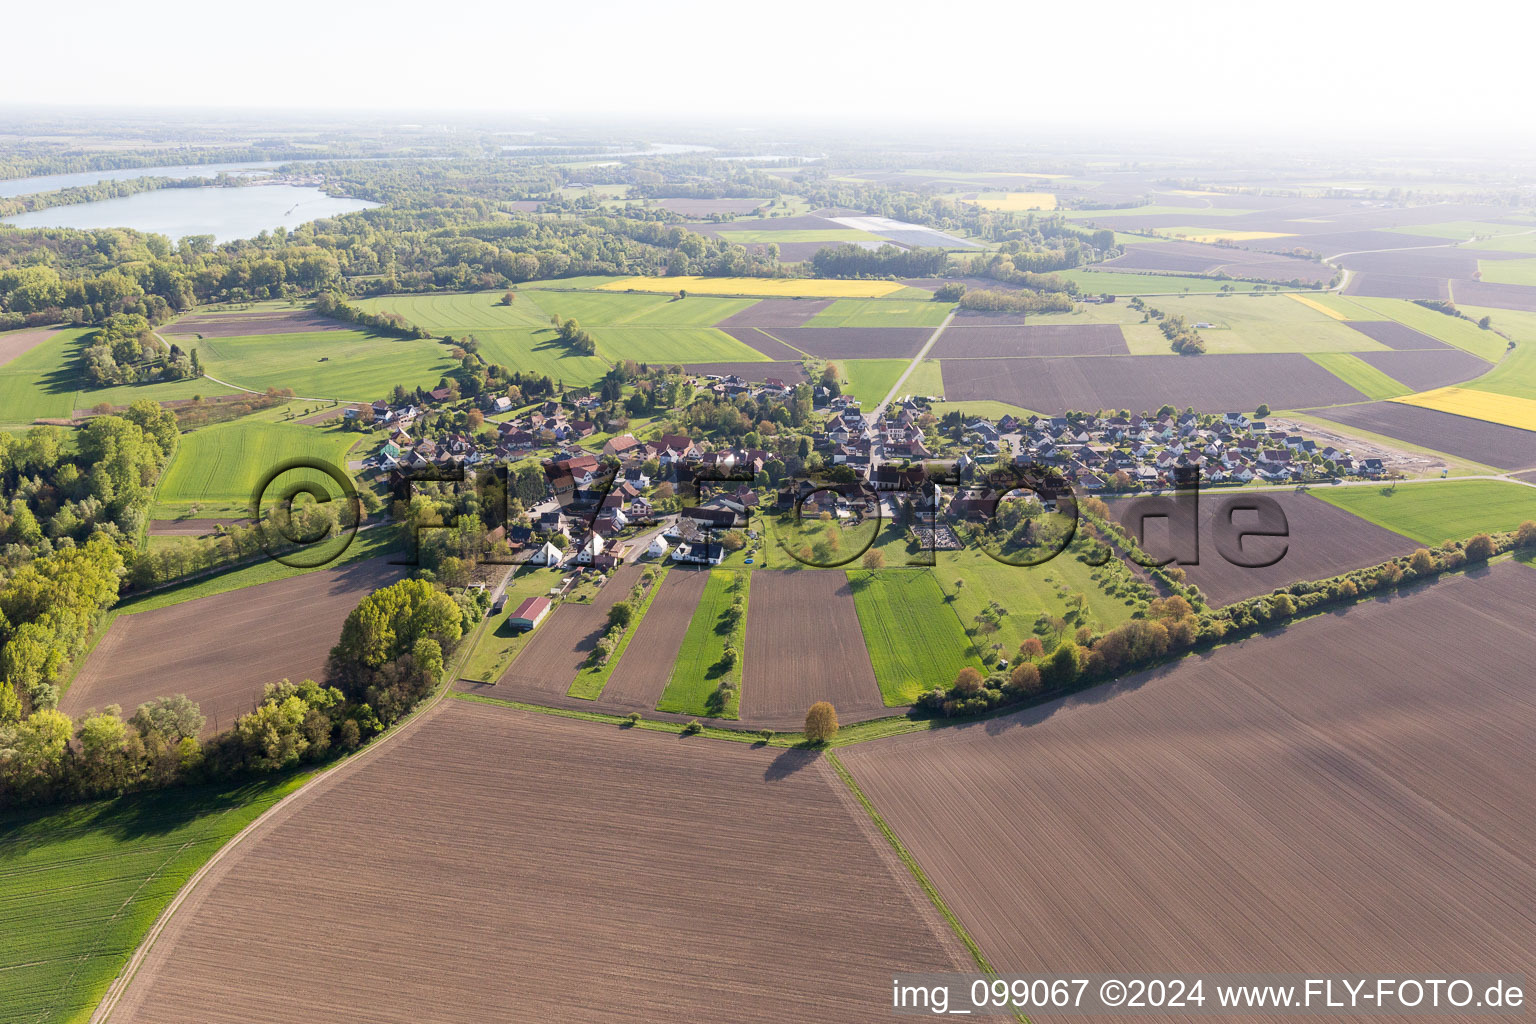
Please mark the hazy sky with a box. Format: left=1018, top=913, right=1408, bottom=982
left=5, top=0, right=1529, bottom=133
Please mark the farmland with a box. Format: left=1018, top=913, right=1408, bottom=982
left=599, top=276, right=908, bottom=298
left=588, top=325, right=766, bottom=364
left=941, top=352, right=1368, bottom=415
left=1394, top=384, right=1536, bottom=431
left=839, top=566, right=1536, bottom=989
left=1459, top=304, right=1536, bottom=399
left=932, top=323, right=1128, bottom=358
left=741, top=570, right=886, bottom=724
left=714, top=227, right=880, bottom=245
left=60, top=557, right=404, bottom=736
left=962, top=191, right=1058, bottom=211
left=1144, top=294, right=1389, bottom=354
left=496, top=565, right=642, bottom=697
left=1312, top=402, right=1536, bottom=471
left=1307, top=352, right=1409, bottom=400
left=1311, top=478, right=1536, bottom=545
left=458, top=570, right=565, bottom=683
left=1106, top=490, right=1420, bottom=606
left=741, top=326, right=932, bottom=360
left=0, top=328, right=235, bottom=426
left=0, top=774, right=311, bottom=1024
left=153, top=416, right=361, bottom=517
left=839, top=358, right=915, bottom=406
left=805, top=298, right=953, bottom=328
left=598, top=568, right=707, bottom=712
left=1337, top=296, right=1509, bottom=361
left=98, top=701, right=972, bottom=1023
left=848, top=570, right=979, bottom=705
left=1055, top=269, right=1267, bottom=294
left=195, top=328, right=458, bottom=400
left=655, top=569, right=745, bottom=718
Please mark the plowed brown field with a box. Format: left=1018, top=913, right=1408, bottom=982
left=0, top=326, right=58, bottom=368
left=103, top=700, right=970, bottom=1023
left=601, top=568, right=709, bottom=711
left=496, top=565, right=642, bottom=695
left=60, top=557, right=402, bottom=735
left=741, top=571, right=885, bottom=722
left=841, top=565, right=1536, bottom=1019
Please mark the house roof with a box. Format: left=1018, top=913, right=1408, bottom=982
left=512, top=596, right=551, bottom=620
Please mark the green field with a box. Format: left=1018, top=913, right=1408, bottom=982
left=1475, top=258, right=1536, bottom=287
left=656, top=569, right=745, bottom=718
left=807, top=299, right=953, bottom=328
left=1307, top=353, right=1411, bottom=401
left=1457, top=232, right=1536, bottom=255
left=1147, top=294, right=1384, bottom=354
left=1458, top=305, right=1536, bottom=399
left=928, top=399, right=1039, bottom=420
left=847, top=569, right=979, bottom=705
left=0, top=328, right=237, bottom=427
left=588, top=326, right=766, bottom=365
left=838, top=358, right=942, bottom=407
left=934, top=541, right=1138, bottom=665
left=0, top=773, right=310, bottom=1024
left=353, top=290, right=611, bottom=383
left=1339, top=297, right=1508, bottom=362
left=1389, top=221, right=1530, bottom=241
left=155, top=417, right=360, bottom=516
left=1299, top=293, right=1387, bottom=320
left=1058, top=269, right=1267, bottom=295
left=1313, top=479, right=1536, bottom=545
left=716, top=228, right=881, bottom=245
left=196, top=329, right=459, bottom=401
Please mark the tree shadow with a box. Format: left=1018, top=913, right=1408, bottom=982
left=763, top=746, right=820, bottom=782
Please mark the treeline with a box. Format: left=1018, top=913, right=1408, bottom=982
left=1, top=403, right=179, bottom=567
left=313, top=291, right=431, bottom=338
left=809, top=243, right=948, bottom=279
left=0, top=576, right=479, bottom=807
left=0, top=174, right=240, bottom=219
left=958, top=288, right=1075, bottom=314
left=916, top=520, right=1536, bottom=719
left=82, top=312, right=200, bottom=384
left=1129, top=297, right=1206, bottom=354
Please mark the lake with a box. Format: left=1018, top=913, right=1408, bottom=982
left=0, top=160, right=289, bottom=199
left=1, top=185, right=378, bottom=242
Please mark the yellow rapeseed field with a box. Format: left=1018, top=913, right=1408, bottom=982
left=964, top=191, right=1059, bottom=212
left=1172, top=230, right=1295, bottom=244
left=598, top=276, right=906, bottom=298
left=1393, top=385, right=1536, bottom=431
left=1286, top=292, right=1350, bottom=321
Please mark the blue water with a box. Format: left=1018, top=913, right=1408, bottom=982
left=2, top=185, right=378, bottom=242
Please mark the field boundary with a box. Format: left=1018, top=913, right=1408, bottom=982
left=86, top=603, right=494, bottom=1024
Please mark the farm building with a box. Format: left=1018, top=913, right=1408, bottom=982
left=509, top=596, right=553, bottom=631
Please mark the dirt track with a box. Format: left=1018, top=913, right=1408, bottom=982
left=741, top=571, right=885, bottom=723
left=600, top=569, right=708, bottom=711
left=496, top=565, right=641, bottom=695
left=102, top=699, right=970, bottom=1023
left=841, top=565, right=1536, bottom=1021
left=60, top=558, right=402, bottom=735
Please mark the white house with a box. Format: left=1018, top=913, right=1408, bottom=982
left=531, top=541, right=566, bottom=566
left=646, top=535, right=670, bottom=559
left=576, top=533, right=606, bottom=564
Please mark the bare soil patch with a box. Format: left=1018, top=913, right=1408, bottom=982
left=1342, top=320, right=1449, bottom=350
left=1312, top=402, right=1536, bottom=471
left=721, top=326, right=813, bottom=360
left=942, top=353, right=1366, bottom=415
left=840, top=565, right=1536, bottom=999
left=496, top=565, right=642, bottom=695
left=601, top=568, right=709, bottom=711
left=716, top=298, right=834, bottom=329
left=146, top=517, right=255, bottom=537
left=654, top=197, right=768, bottom=217
left=1449, top=279, right=1536, bottom=313
left=932, top=323, right=1128, bottom=358
left=683, top=360, right=807, bottom=383
left=747, top=327, right=932, bottom=360
left=60, top=557, right=403, bottom=736
left=742, top=570, right=885, bottom=723
left=105, top=699, right=970, bottom=1023
left=0, top=326, right=58, bottom=368
left=162, top=309, right=352, bottom=337
left=1104, top=490, right=1419, bottom=606
left=1344, top=273, right=1449, bottom=301
left=1353, top=347, right=1490, bottom=391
